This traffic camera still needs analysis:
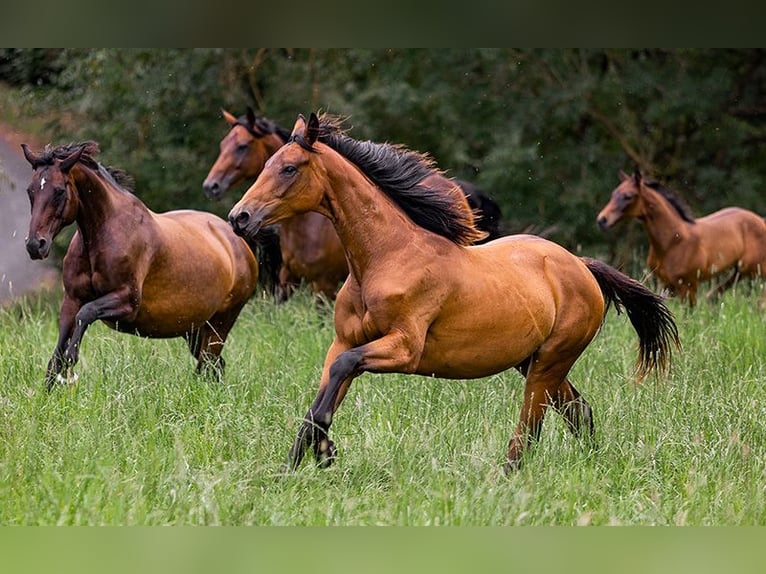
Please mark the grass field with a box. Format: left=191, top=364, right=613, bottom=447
left=1, top=285, right=765, bottom=525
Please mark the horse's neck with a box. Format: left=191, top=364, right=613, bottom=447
left=639, top=186, right=691, bottom=253
left=71, top=165, right=144, bottom=241
left=322, top=161, right=420, bottom=279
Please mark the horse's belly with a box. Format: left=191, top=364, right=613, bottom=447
left=416, top=321, right=546, bottom=379
left=108, top=298, right=221, bottom=338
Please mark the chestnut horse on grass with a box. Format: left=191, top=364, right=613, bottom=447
left=22, top=141, right=259, bottom=390
left=229, top=113, right=679, bottom=473
left=597, top=171, right=766, bottom=306
left=204, top=107, right=503, bottom=301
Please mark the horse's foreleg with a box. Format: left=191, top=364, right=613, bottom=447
left=45, top=296, right=80, bottom=391
left=288, top=330, right=422, bottom=470
left=64, top=287, right=137, bottom=367
left=286, top=339, right=353, bottom=471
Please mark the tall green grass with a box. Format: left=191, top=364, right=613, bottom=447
left=1, top=286, right=765, bottom=525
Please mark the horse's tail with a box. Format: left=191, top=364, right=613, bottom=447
left=246, top=225, right=283, bottom=298
left=582, top=257, right=680, bottom=381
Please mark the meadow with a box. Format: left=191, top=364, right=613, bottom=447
left=1, top=286, right=765, bottom=526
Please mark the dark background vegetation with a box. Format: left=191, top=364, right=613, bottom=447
left=2, top=48, right=765, bottom=268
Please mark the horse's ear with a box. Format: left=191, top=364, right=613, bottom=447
left=290, top=114, right=307, bottom=138
left=59, top=147, right=83, bottom=172
left=618, top=170, right=630, bottom=181
left=632, top=170, right=643, bottom=186
left=21, top=144, right=40, bottom=167
left=306, top=112, right=320, bottom=146
left=246, top=106, right=256, bottom=128
left=222, top=109, right=237, bottom=126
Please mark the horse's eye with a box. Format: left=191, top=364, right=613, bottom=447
left=236, top=143, right=249, bottom=153
left=281, top=165, right=298, bottom=177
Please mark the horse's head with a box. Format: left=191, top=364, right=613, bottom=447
left=596, top=170, right=645, bottom=231
left=228, top=113, right=325, bottom=240
left=203, top=107, right=284, bottom=200
left=21, top=143, right=83, bottom=260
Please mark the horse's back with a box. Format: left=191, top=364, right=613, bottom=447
left=699, top=206, right=765, bottom=227
left=415, top=235, right=605, bottom=378
left=472, top=234, right=603, bottom=307
left=697, top=206, right=766, bottom=267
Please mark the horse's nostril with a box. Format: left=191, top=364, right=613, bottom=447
left=228, top=210, right=250, bottom=233
left=26, top=236, right=48, bottom=259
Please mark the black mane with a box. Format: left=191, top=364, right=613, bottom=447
left=644, top=180, right=696, bottom=223
left=38, top=141, right=135, bottom=192
left=308, top=115, right=481, bottom=246
left=235, top=114, right=291, bottom=143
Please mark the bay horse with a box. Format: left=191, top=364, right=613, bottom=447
left=228, top=113, right=679, bottom=473
left=22, top=141, right=259, bottom=390
left=597, top=170, right=766, bottom=306
left=203, top=107, right=503, bottom=300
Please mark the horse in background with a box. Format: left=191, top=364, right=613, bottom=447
left=229, top=113, right=679, bottom=473
left=203, top=107, right=503, bottom=300
left=597, top=170, right=766, bottom=307
left=22, top=141, right=258, bottom=390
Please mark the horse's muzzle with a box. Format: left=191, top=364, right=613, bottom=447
left=228, top=208, right=263, bottom=239
left=596, top=216, right=610, bottom=232
left=25, top=236, right=50, bottom=260
left=202, top=179, right=225, bottom=200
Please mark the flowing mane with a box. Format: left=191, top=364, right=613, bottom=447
left=234, top=113, right=291, bottom=144
left=295, top=114, right=481, bottom=246
left=644, top=180, right=696, bottom=223
left=34, top=141, right=135, bottom=192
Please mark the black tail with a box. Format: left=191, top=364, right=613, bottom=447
left=583, top=257, right=680, bottom=380
left=245, top=225, right=283, bottom=298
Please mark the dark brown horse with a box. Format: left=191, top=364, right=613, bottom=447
left=204, top=107, right=503, bottom=300
left=597, top=170, right=766, bottom=306
left=22, top=141, right=259, bottom=390
left=229, top=113, right=679, bottom=473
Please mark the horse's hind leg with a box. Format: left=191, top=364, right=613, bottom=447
left=505, top=375, right=553, bottom=474
left=505, top=349, right=584, bottom=474
left=552, top=378, right=594, bottom=439
left=551, top=379, right=597, bottom=458
left=704, top=269, right=740, bottom=301
left=187, top=322, right=226, bottom=378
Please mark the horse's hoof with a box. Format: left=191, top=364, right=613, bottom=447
left=316, top=438, right=337, bottom=469
left=503, top=457, right=522, bottom=476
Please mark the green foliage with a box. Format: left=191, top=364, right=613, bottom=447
left=1, top=287, right=765, bottom=525
left=0, top=48, right=65, bottom=86
left=5, top=49, right=766, bottom=259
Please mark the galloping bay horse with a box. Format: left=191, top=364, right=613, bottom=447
left=229, top=113, right=679, bottom=473
left=597, top=170, right=766, bottom=306
left=204, top=107, right=503, bottom=301
left=22, top=141, right=259, bottom=390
